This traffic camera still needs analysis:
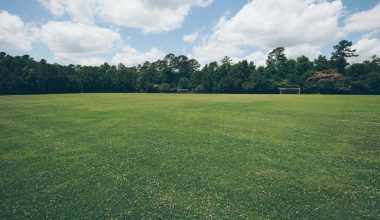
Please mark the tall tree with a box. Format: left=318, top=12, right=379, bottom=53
left=266, top=47, right=288, bottom=79
left=294, top=56, right=314, bottom=83
left=330, top=40, right=358, bottom=74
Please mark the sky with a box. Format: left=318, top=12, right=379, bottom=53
left=0, top=0, right=379, bottom=67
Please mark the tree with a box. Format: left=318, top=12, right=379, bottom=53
left=306, top=70, right=351, bottom=94
left=330, top=40, right=358, bottom=74
left=177, top=77, right=190, bottom=89
left=137, top=62, right=158, bottom=92
left=314, top=55, right=331, bottom=71
left=193, top=84, right=205, bottom=93
left=0, top=39, right=378, bottom=95
left=290, top=56, right=314, bottom=85
left=266, top=47, right=288, bottom=79
left=366, top=71, right=380, bottom=93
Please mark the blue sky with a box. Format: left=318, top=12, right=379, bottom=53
left=0, top=0, right=379, bottom=66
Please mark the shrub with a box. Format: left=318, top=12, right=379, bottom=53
left=193, top=84, right=206, bottom=93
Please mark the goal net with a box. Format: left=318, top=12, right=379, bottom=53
left=279, top=88, right=301, bottom=95
left=177, top=89, right=190, bottom=94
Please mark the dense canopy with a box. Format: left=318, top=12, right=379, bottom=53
left=1, top=40, right=379, bottom=95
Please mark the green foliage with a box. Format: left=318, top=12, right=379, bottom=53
left=366, top=71, right=380, bottom=93
left=0, top=39, right=379, bottom=95
left=193, top=84, right=206, bottom=93
left=177, top=77, right=190, bottom=89
left=157, top=83, right=172, bottom=93
left=306, top=70, right=352, bottom=94
left=0, top=94, right=379, bottom=219
left=330, top=40, right=358, bottom=74
left=288, top=56, right=314, bottom=85
left=266, top=47, right=289, bottom=79
left=314, top=55, right=331, bottom=71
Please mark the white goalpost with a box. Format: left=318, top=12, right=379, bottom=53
left=279, top=88, right=301, bottom=95
left=177, top=89, right=190, bottom=94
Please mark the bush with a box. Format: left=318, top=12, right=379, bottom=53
left=193, top=84, right=205, bottom=93
left=157, top=83, right=171, bottom=93
left=366, top=72, right=380, bottom=94
left=177, top=77, right=190, bottom=89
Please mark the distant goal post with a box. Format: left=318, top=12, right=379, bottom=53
left=177, top=89, right=190, bottom=94
left=279, top=88, right=301, bottom=95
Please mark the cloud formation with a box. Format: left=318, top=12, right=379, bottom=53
left=183, top=32, right=199, bottom=43
left=41, top=21, right=121, bottom=65
left=0, top=11, right=38, bottom=51
left=111, top=45, right=165, bottom=66
left=1, top=0, right=379, bottom=66
left=191, top=0, right=343, bottom=64
left=39, top=0, right=213, bottom=33
left=349, top=37, right=380, bottom=63
left=344, top=2, right=380, bottom=33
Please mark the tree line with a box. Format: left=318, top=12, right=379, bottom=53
left=0, top=40, right=379, bottom=95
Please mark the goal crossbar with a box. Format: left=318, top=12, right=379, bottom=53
left=177, top=89, right=190, bottom=94
left=279, top=88, right=301, bottom=95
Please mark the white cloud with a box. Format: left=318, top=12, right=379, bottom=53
left=39, top=0, right=66, bottom=16
left=74, top=57, right=107, bottom=66
left=239, top=51, right=267, bottom=67
left=41, top=21, right=121, bottom=65
left=285, top=44, right=322, bottom=60
left=40, top=0, right=100, bottom=25
left=0, top=11, right=38, bottom=51
left=349, top=38, right=380, bottom=63
left=344, top=2, right=380, bottom=33
left=192, top=38, right=243, bottom=64
left=191, top=0, right=343, bottom=65
left=111, top=45, right=166, bottom=66
left=39, top=0, right=213, bottom=33
left=233, top=44, right=322, bottom=67
left=183, top=32, right=199, bottom=43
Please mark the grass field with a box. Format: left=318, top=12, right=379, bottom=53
left=0, top=94, right=379, bottom=219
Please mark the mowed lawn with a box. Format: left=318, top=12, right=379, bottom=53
left=0, top=94, right=379, bottom=219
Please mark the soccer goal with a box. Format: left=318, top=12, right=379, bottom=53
left=177, top=89, right=190, bottom=94
left=279, top=88, right=301, bottom=95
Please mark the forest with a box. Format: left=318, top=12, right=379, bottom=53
left=0, top=40, right=379, bottom=95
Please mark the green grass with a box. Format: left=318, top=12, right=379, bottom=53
left=0, top=94, right=379, bottom=219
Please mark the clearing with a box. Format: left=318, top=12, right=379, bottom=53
left=0, top=94, right=379, bottom=218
